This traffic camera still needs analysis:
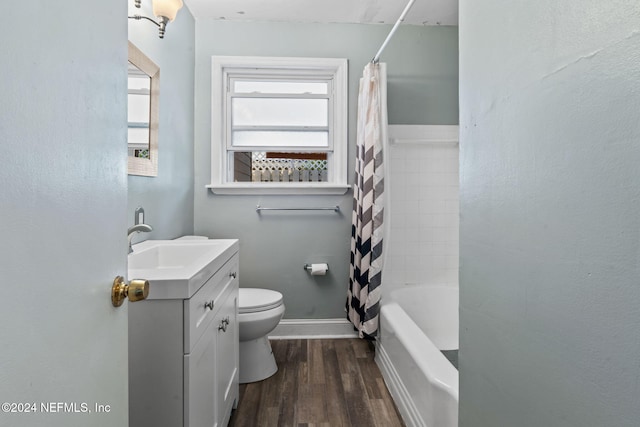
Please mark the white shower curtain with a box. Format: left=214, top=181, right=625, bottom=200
left=347, top=62, right=388, bottom=339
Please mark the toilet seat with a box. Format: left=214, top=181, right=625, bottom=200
left=239, top=288, right=283, bottom=314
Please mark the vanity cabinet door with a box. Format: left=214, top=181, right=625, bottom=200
left=185, top=253, right=239, bottom=352
left=216, top=284, right=239, bottom=427
left=185, top=319, right=217, bottom=427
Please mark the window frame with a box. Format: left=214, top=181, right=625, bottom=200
left=208, top=56, right=349, bottom=195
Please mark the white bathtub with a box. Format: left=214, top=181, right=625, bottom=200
left=375, top=284, right=459, bottom=427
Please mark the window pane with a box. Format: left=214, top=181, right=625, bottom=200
left=231, top=151, right=329, bottom=183
left=232, top=98, right=328, bottom=127
left=128, top=127, right=149, bottom=146
left=128, top=74, right=150, bottom=92
left=128, top=93, right=150, bottom=124
left=232, top=152, right=253, bottom=182
left=232, top=131, right=329, bottom=148
left=233, top=80, right=328, bottom=95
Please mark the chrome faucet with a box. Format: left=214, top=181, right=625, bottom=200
left=127, top=223, right=153, bottom=254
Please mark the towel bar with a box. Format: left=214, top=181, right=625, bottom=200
left=256, top=205, right=340, bottom=212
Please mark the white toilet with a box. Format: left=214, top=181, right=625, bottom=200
left=238, top=288, right=285, bottom=383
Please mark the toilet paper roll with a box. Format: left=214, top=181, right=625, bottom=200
left=310, top=263, right=329, bottom=276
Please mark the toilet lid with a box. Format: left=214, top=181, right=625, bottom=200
left=239, top=288, right=283, bottom=313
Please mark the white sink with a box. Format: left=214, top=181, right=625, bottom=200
left=128, top=239, right=239, bottom=299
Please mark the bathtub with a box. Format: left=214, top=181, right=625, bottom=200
left=375, top=284, right=459, bottom=427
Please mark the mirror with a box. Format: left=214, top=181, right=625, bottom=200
left=128, top=41, right=159, bottom=176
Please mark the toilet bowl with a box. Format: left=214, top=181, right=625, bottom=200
left=238, top=288, right=285, bottom=383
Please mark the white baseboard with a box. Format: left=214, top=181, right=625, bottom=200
left=269, top=318, right=358, bottom=339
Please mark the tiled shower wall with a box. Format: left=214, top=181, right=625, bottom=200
left=383, top=126, right=460, bottom=293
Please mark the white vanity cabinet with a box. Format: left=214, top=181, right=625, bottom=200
left=214, top=283, right=239, bottom=425
left=129, top=247, right=239, bottom=427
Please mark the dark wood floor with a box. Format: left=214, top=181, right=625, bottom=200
left=229, top=339, right=405, bottom=427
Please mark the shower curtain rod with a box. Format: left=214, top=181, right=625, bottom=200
left=372, top=0, right=417, bottom=63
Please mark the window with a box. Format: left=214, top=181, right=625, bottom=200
left=208, top=56, right=349, bottom=195
left=127, top=62, right=151, bottom=159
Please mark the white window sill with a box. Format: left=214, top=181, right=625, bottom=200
left=206, top=183, right=351, bottom=195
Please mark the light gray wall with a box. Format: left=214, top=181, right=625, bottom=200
left=127, top=3, right=196, bottom=242
left=194, top=21, right=458, bottom=318
left=459, top=1, right=640, bottom=426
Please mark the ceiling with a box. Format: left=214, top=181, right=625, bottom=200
left=183, top=0, right=458, bottom=26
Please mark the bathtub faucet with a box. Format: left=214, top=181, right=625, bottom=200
left=127, top=223, right=153, bottom=254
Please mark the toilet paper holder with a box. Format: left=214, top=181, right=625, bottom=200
left=304, top=263, right=329, bottom=272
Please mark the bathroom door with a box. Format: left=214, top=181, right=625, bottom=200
left=0, top=5, right=130, bottom=425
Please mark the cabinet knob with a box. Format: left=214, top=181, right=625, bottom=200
left=229, top=272, right=237, bottom=279
left=112, top=276, right=149, bottom=307
left=218, top=321, right=227, bottom=332
left=204, top=300, right=214, bottom=311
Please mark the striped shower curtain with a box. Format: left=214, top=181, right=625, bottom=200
left=347, top=62, right=387, bottom=339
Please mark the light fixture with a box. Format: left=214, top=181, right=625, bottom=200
left=128, top=0, right=183, bottom=39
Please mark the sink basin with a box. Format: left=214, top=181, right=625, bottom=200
left=128, top=239, right=239, bottom=299
left=130, top=242, right=226, bottom=270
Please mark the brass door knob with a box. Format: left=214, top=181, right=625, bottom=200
left=112, top=276, right=150, bottom=307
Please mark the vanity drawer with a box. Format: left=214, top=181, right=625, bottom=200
left=184, top=252, right=239, bottom=353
